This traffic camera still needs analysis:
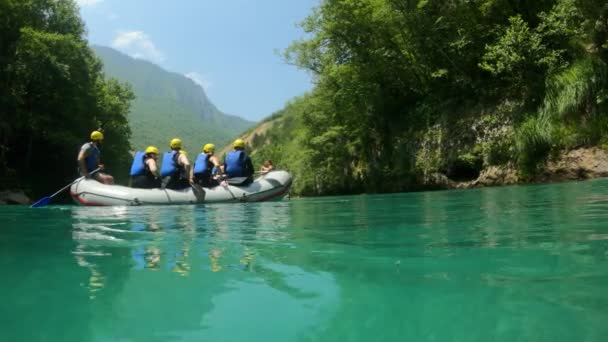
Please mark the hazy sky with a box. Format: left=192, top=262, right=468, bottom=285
left=76, top=0, right=317, bottom=122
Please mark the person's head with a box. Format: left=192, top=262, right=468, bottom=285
left=145, top=146, right=159, bottom=159
left=233, top=138, right=245, bottom=150
left=90, top=130, right=104, bottom=145
left=264, top=160, right=273, bottom=167
left=203, top=143, right=215, bottom=155
left=170, top=138, right=182, bottom=151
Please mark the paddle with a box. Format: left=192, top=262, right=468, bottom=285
left=190, top=182, right=206, bottom=202
left=215, top=176, right=239, bottom=201
left=30, top=168, right=100, bottom=208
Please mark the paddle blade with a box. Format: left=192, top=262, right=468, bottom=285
left=30, top=197, right=51, bottom=208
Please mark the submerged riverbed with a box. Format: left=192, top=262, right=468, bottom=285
left=1, top=180, right=608, bottom=341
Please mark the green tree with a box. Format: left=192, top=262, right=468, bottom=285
left=247, top=0, right=608, bottom=195
left=0, top=0, right=134, bottom=197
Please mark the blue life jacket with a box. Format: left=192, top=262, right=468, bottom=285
left=225, top=150, right=245, bottom=177
left=193, top=153, right=211, bottom=175
left=129, top=151, right=146, bottom=176
left=160, top=151, right=180, bottom=177
left=84, top=143, right=100, bottom=172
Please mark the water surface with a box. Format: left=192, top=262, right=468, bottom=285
left=1, top=180, right=608, bottom=341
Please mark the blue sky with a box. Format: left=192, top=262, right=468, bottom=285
left=76, top=0, right=317, bottom=122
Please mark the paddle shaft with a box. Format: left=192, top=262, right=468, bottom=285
left=50, top=168, right=100, bottom=198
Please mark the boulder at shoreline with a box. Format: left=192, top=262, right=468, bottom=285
left=0, top=191, right=31, bottom=205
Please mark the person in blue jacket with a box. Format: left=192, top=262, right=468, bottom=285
left=193, top=143, right=222, bottom=187
left=160, top=138, right=193, bottom=190
left=77, top=130, right=114, bottom=184
left=130, top=146, right=161, bottom=188
left=223, top=138, right=254, bottom=185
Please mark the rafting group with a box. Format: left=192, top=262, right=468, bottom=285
left=77, top=130, right=274, bottom=190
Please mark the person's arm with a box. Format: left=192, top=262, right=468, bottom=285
left=146, top=158, right=159, bottom=177
left=179, top=154, right=193, bottom=182
left=210, top=156, right=222, bottom=175
left=77, top=146, right=90, bottom=177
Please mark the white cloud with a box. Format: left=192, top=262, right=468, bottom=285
left=185, top=72, right=213, bottom=91
left=111, top=31, right=165, bottom=63
left=76, top=0, right=103, bottom=7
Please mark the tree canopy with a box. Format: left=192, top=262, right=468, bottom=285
left=0, top=0, right=134, bottom=196
left=249, top=0, right=608, bottom=195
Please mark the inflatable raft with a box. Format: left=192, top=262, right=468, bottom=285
left=70, top=170, right=292, bottom=206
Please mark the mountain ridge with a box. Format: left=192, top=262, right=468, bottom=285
left=92, top=45, right=253, bottom=153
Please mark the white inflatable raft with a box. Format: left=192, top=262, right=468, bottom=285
left=70, top=170, right=292, bottom=206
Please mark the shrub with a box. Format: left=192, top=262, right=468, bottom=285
left=482, top=138, right=514, bottom=166
left=516, top=116, right=553, bottom=175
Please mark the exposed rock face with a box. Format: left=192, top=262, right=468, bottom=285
left=453, top=164, right=519, bottom=189
left=478, top=165, right=520, bottom=186
left=536, top=147, right=608, bottom=182
left=219, top=120, right=278, bottom=157
left=0, top=191, right=30, bottom=205
left=423, top=172, right=455, bottom=189
left=452, top=147, right=608, bottom=189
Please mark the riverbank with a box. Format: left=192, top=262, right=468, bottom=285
left=446, top=147, right=608, bottom=189
left=2, top=146, right=607, bottom=205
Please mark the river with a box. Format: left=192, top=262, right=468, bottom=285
left=1, top=180, right=607, bottom=341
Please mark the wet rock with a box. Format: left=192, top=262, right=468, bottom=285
left=0, top=190, right=31, bottom=205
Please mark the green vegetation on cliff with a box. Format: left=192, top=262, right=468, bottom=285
left=92, top=46, right=253, bottom=153
left=0, top=0, right=134, bottom=197
left=248, top=0, right=608, bottom=196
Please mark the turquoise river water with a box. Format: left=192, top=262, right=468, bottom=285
left=1, top=180, right=608, bottom=341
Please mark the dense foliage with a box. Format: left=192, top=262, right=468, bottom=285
left=93, top=46, right=253, bottom=154
left=250, top=0, right=608, bottom=195
left=0, top=0, right=134, bottom=196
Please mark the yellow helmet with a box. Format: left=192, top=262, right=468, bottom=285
left=145, top=146, right=159, bottom=154
left=180, top=149, right=188, bottom=157
left=170, top=138, right=182, bottom=149
left=203, top=143, right=215, bottom=153
left=233, top=139, right=245, bottom=149
left=90, top=130, right=104, bottom=141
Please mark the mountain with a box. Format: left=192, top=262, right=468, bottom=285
left=92, top=45, right=253, bottom=153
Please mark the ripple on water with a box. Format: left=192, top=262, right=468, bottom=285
left=1, top=180, right=608, bottom=341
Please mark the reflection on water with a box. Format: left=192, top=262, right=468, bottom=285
left=1, top=179, right=608, bottom=341
left=67, top=202, right=339, bottom=341
left=70, top=203, right=292, bottom=277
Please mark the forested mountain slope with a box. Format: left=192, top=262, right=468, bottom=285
left=93, top=46, right=253, bottom=153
